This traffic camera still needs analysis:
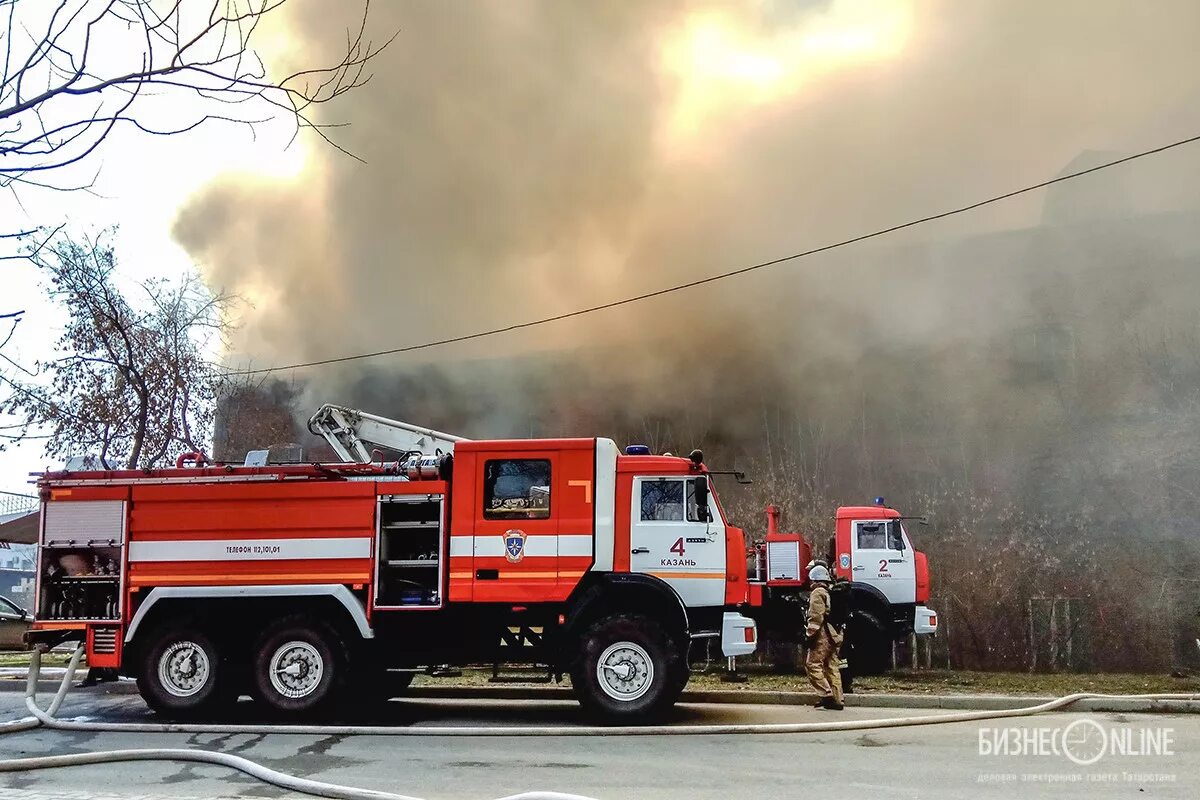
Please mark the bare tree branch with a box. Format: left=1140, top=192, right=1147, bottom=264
left=0, top=0, right=389, bottom=199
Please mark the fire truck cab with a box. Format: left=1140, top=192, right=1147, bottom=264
left=28, top=437, right=756, bottom=722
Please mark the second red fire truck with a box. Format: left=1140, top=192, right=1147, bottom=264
left=26, top=404, right=935, bottom=721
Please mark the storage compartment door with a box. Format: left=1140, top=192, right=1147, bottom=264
left=38, top=500, right=126, bottom=622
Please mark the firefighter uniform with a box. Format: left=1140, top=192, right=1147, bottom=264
left=805, top=582, right=844, bottom=707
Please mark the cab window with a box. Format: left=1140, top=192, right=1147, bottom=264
left=483, top=459, right=551, bottom=520
left=641, top=478, right=710, bottom=522
left=641, top=479, right=684, bottom=521
left=857, top=520, right=902, bottom=550
left=857, top=521, right=888, bottom=549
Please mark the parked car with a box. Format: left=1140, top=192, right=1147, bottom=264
left=0, top=595, right=32, bottom=650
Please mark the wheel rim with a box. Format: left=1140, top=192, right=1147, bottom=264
left=268, top=640, right=324, bottom=699
left=157, top=640, right=211, bottom=698
left=595, top=641, right=654, bottom=702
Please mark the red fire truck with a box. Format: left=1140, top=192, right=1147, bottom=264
left=753, top=504, right=937, bottom=674
left=26, top=405, right=935, bottom=721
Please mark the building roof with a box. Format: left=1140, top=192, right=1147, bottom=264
left=0, top=510, right=38, bottom=545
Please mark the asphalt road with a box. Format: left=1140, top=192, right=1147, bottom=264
left=0, top=689, right=1196, bottom=800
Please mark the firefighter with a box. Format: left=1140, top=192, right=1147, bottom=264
left=804, top=564, right=844, bottom=710
left=807, top=557, right=853, bottom=695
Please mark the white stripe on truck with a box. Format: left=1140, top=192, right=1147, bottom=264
left=128, top=537, right=372, bottom=562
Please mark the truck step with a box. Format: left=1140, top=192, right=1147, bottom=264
left=488, top=663, right=554, bottom=684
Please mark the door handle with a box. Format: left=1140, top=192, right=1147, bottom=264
left=631, top=547, right=650, bottom=554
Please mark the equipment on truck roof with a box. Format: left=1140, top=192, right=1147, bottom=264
left=307, top=404, right=464, bottom=464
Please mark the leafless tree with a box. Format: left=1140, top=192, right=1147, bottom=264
left=0, top=229, right=234, bottom=468
left=0, top=0, right=388, bottom=199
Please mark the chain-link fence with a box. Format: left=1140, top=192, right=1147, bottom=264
left=0, top=491, right=37, bottom=517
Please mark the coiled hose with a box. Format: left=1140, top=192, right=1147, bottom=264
left=2, top=645, right=1198, bottom=799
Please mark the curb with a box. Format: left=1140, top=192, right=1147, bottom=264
left=2, top=677, right=1197, bottom=713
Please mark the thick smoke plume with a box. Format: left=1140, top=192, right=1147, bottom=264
left=179, top=2, right=1200, bottom=669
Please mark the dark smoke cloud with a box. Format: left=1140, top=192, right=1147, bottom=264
left=177, top=1, right=1200, bottom=537
left=175, top=0, right=1200, bottom=360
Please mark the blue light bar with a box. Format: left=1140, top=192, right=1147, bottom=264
left=625, top=444, right=652, bottom=456
left=874, top=496, right=887, bottom=506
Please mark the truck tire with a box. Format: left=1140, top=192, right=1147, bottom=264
left=251, top=616, right=347, bottom=716
left=846, top=609, right=891, bottom=676
left=137, top=626, right=231, bottom=719
left=570, top=613, right=683, bottom=722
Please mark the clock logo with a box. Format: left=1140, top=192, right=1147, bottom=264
left=1062, top=718, right=1107, bottom=766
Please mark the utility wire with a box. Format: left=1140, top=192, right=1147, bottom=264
left=221, top=131, right=1200, bottom=377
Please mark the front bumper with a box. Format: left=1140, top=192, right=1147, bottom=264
left=721, top=611, right=758, bottom=657
left=914, top=605, right=938, bottom=635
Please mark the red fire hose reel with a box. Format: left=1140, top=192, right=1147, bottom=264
left=175, top=451, right=209, bottom=469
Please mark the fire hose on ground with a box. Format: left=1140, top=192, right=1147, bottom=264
left=1, top=644, right=1198, bottom=800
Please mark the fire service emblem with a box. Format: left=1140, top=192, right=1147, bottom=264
left=505, top=529, right=527, bottom=563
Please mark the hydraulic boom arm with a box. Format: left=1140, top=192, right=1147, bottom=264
left=307, top=403, right=467, bottom=463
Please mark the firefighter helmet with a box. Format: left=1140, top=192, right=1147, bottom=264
left=808, top=564, right=831, bottom=583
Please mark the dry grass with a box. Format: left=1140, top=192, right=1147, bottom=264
left=0, top=651, right=83, bottom=668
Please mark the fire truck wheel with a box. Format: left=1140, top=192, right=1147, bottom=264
left=252, top=617, right=347, bottom=715
left=137, top=627, right=231, bottom=718
left=571, top=613, right=682, bottom=722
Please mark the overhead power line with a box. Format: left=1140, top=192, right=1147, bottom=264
left=222, top=131, right=1200, bottom=377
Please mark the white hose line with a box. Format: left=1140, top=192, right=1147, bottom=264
left=5, top=648, right=600, bottom=800
left=0, top=748, right=424, bottom=800
left=0, top=752, right=596, bottom=800
left=0, top=716, right=38, bottom=734
left=2, top=642, right=82, bottom=733
left=0, top=645, right=64, bottom=734
left=47, top=640, right=86, bottom=717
